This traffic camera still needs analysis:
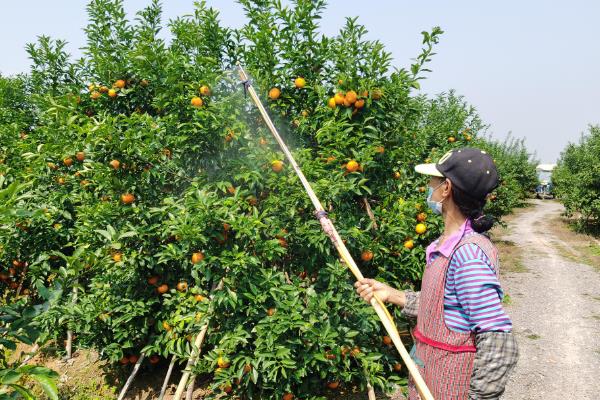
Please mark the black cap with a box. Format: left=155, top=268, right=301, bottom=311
left=415, top=147, right=499, bottom=200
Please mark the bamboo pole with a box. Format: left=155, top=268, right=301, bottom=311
left=117, top=354, right=145, bottom=400
left=185, top=376, right=195, bottom=400
left=171, top=279, right=224, bottom=400
left=65, top=283, right=78, bottom=360
left=158, top=355, right=177, bottom=400
left=236, top=63, right=434, bottom=400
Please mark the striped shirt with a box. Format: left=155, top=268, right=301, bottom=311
left=426, top=220, right=512, bottom=333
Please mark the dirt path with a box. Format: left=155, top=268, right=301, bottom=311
left=498, top=200, right=600, bottom=400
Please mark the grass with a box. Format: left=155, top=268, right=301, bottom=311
left=548, top=215, right=600, bottom=272
left=502, top=293, right=512, bottom=305
left=492, top=239, right=529, bottom=274
left=526, top=334, right=541, bottom=340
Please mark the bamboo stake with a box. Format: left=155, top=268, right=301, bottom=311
left=65, top=283, right=78, bottom=360
left=172, top=280, right=224, bottom=400
left=236, top=63, right=434, bottom=400
left=158, top=355, right=177, bottom=400
left=185, top=376, right=195, bottom=400
left=117, top=354, right=145, bottom=400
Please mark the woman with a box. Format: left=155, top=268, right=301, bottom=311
left=355, top=148, right=518, bottom=400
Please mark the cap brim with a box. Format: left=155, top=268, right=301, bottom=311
left=414, top=163, right=444, bottom=177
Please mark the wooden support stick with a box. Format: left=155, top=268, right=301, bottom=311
left=172, top=279, right=224, bottom=400
left=117, top=354, right=145, bottom=400
left=158, top=355, right=177, bottom=400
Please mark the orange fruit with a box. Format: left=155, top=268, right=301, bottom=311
left=361, top=90, right=369, bottom=97
left=393, top=363, right=402, bottom=372
left=191, top=97, right=203, bottom=107
left=157, top=284, right=169, bottom=295
left=294, top=77, right=306, bottom=88
left=108, top=89, right=117, bottom=98
left=382, top=335, right=392, bottom=345
left=176, top=281, right=188, bottom=292
left=223, top=384, right=232, bottom=393
left=112, top=253, right=122, bottom=262
left=327, top=97, right=337, bottom=109
left=199, top=85, right=211, bottom=96
left=140, top=79, right=149, bottom=87
left=354, top=98, right=365, bottom=109
left=147, top=276, right=159, bottom=286
left=76, top=152, right=85, bottom=162
left=63, top=158, right=73, bottom=167
left=326, top=156, right=336, bottom=163
left=99, top=86, right=108, bottom=93
left=345, top=160, right=359, bottom=173
left=90, top=91, right=101, bottom=100
left=268, top=87, right=281, bottom=100
left=223, top=223, right=231, bottom=231
left=271, top=160, right=284, bottom=173
left=243, top=364, right=252, bottom=374
left=267, top=307, right=276, bottom=316
left=327, top=381, right=340, bottom=389
left=57, top=177, right=66, bottom=185
left=375, top=145, right=385, bottom=154
left=278, top=237, right=288, bottom=248
left=417, top=212, right=427, bottom=222
left=109, top=159, right=120, bottom=170
left=114, top=79, right=126, bottom=89
left=466, top=134, right=472, bottom=141
left=194, top=294, right=206, bottom=302
left=283, top=394, right=294, bottom=400
left=345, top=90, right=358, bottom=104
left=404, top=240, right=414, bottom=250
left=121, top=193, right=135, bottom=204
left=191, top=252, right=205, bottom=264
left=393, top=171, right=401, bottom=179
left=217, top=356, right=230, bottom=368
left=149, top=355, right=160, bottom=364
left=128, top=355, right=139, bottom=364
left=162, top=321, right=171, bottom=331
left=119, top=356, right=130, bottom=365
left=325, top=351, right=336, bottom=360
left=448, top=136, right=456, bottom=143
left=343, top=97, right=353, bottom=107
left=415, top=223, right=427, bottom=234
left=361, top=250, right=374, bottom=262
left=259, top=137, right=268, bottom=146
left=88, top=83, right=96, bottom=92
left=334, top=92, right=345, bottom=105
left=301, top=110, right=309, bottom=117
left=47, top=162, right=58, bottom=170
left=227, top=185, right=236, bottom=195
left=418, top=186, right=426, bottom=193
left=372, top=88, right=383, bottom=100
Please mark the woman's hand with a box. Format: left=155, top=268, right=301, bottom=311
left=354, top=278, right=395, bottom=304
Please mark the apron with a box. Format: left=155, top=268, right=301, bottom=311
left=408, top=233, right=499, bottom=400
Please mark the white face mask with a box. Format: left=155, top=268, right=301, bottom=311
left=426, top=181, right=446, bottom=215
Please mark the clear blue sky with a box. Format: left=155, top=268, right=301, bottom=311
left=2, top=1, right=599, bottom=163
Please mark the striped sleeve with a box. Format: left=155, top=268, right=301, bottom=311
left=446, top=243, right=512, bottom=333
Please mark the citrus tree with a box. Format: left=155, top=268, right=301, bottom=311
left=553, top=125, right=600, bottom=231
left=0, top=1, right=537, bottom=398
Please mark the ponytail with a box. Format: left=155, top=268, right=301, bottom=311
left=451, top=185, right=495, bottom=233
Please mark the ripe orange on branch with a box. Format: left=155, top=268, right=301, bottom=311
left=191, top=252, right=205, bottom=264
left=271, top=160, right=284, bottom=173
left=191, top=97, right=203, bottom=107
left=345, top=160, right=360, bottom=173
left=361, top=250, right=374, bottom=262
left=415, top=223, right=427, bottom=234
left=113, top=79, right=126, bottom=88
left=121, top=193, right=135, bottom=204
left=199, top=85, right=211, bottom=96
left=268, top=87, right=281, bottom=100
left=294, top=77, right=306, bottom=88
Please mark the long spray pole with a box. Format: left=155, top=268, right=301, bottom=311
left=236, top=63, right=434, bottom=400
